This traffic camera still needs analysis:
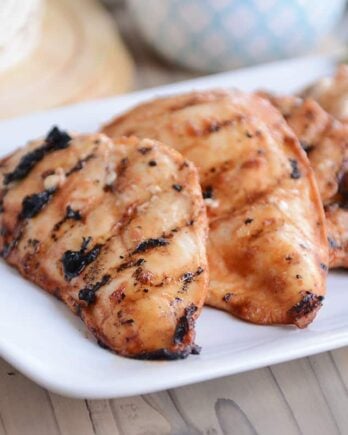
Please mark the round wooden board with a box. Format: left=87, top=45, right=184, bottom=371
left=0, top=0, right=134, bottom=119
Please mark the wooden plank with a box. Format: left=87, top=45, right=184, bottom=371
left=164, top=367, right=301, bottom=435
left=330, top=347, right=348, bottom=388
left=0, top=359, right=60, bottom=435
left=86, top=400, right=120, bottom=435
left=308, top=352, right=348, bottom=433
left=0, top=405, right=6, bottom=435
left=48, top=393, right=96, bottom=435
left=110, top=394, right=171, bottom=434
left=270, top=356, right=341, bottom=435
left=1, top=352, right=347, bottom=435
left=142, top=391, right=199, bottom=434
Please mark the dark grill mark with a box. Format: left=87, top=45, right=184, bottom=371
left=173, top=320, right=189, bottom=345
left=117, top=158, right=128, bottom=177
left=138, top=147, right=152, bottom=155
left=117, top=310, right=134, bottom=325
left=148, top=160, right=157, bottom=167
left=289, top=159, right=301, bottom=179
left=121, top=319, right=134, bottom=325
left=244, top=218, right=253, bottom=225
left=182, top=272, right=194, bottom=284
left=300, top=141, right=314, bottom=153
left=173, top=304, right=198, bottom=345
left=65, top=154, right=94, bottom=176
left=53, top=205, right=82, bottom=233
left=338, top=172, right=348, bottom=209
left=117, top=257, right=145, bottom=272
left=134, top=347, right=195, bottom=360
left=1, top=242, right=12, bottom=258
left=289, top=291, right=324, bottom=318
left=328, top=237, right=340, bottom=249
left=194, top=118, right=235, bottom=136
left=66, top=205, right=82, bottom=220
left=1, top=226, right=24, bottom=258
left=320, top=263, right=328, bottom=272
left=19, top=189, right=55, bottom=220
left=97, top=339, right=111, bottom=350
left=191, top=344, right=201, bottom=355
left=202, top=185, right=213, bottom=199
left=28, top=238, right=40, bottom=247
left=223, top=293, right=233, bottom=303
left=103, top=184, right=113, bottom=193
left=78, top=274, right=111, bottom=305
left=172, top=184, right=183, bottom=192
left=62, top=237, right=102, bottom=281
left=4, top=127, right=71, bottom=185
left=181, top=266, right=204, bottom=292
left=208, top=120, right=229, bottom=133
left=132, top=237, right=168, bottom=254
left=27, top=238, right=40, bottom=253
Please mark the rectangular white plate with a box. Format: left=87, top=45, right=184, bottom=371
left=0, top=55, right=347, bottom=399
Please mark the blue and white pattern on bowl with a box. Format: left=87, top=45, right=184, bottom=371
left=128, top=0, right=346, bottom=72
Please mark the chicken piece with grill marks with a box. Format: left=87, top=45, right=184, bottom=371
left=302, top=64, right=348, bottom=123
left=102, top=90, right=328, bottom=327
left=258, top=92, right=348, bottom=268
left=0, top=128, right=208, bottom=359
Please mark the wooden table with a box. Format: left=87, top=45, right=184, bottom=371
left=1, top=4, right=347, bottom=434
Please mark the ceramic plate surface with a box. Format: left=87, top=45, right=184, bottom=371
left=0, top=55, right=347, bottom=399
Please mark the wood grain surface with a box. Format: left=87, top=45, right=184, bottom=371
left=0, top=349, right=348, bottom=435
left=0, top=3, right=347, bottom=435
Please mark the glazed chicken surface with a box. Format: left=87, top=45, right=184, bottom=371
left=0, top=128, right=208, bottom=359
left=259, top=92, right=348, bottom=268
left=103, top=90, right=328, bottom=327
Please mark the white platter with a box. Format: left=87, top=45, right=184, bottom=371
left=0, top=55, right=347, bottom=399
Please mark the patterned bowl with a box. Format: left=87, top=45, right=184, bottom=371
left=127, top=0, right=346, bottom=72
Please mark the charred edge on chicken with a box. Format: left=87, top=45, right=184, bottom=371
left=4, top=127, right=71, bottom=185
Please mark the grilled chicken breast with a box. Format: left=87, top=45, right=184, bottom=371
left=302, top=64, right=348, bottom=123
left=259, top=92, right=348, bottom=268
left=0, top=128, right=208, bottom=359
left=102, top=90, right=328, bottom=327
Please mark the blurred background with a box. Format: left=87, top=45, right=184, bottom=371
left=0, top=0, right=347, bottom=118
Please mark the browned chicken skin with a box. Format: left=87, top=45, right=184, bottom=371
left=259, top=92, right=348, bottom=268
left=0, top=128, right=208, bottom=359
left=102, top=90, right=328, bottom=327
